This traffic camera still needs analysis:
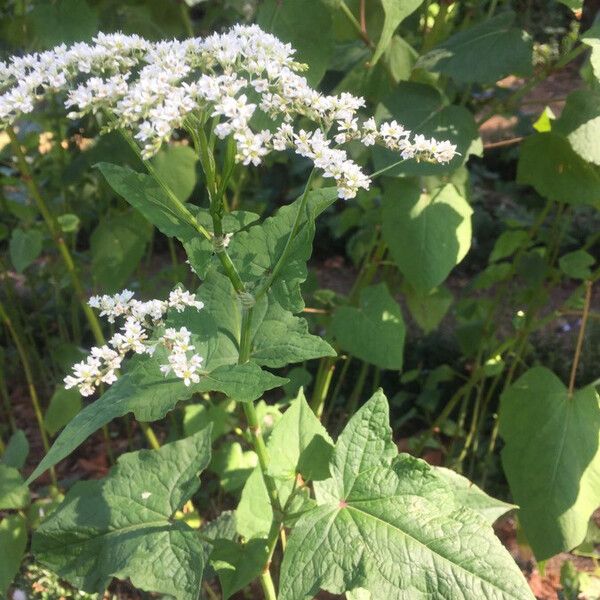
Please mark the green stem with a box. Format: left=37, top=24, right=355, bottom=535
left=10, top=127, right=160, bottom=452
left=0, top=300, right=57, bottom=488
left=7, top=126, right=105, bottom=346
left=310, top=356, right=336, bottom=418
left=346, top=361, right=369, bottom=416
left=255, top=169, right=317, bottom=301
left=568, top=281, right=593, bottom=398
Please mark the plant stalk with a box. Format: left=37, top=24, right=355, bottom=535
left=568, top=281, right=593, bottom=397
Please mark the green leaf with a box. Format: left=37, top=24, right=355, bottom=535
left=1, top=429, right=29, bottom=470
left=382, top=179, right=472, bottom=291
left=280, top=391, right=534, bottom=600
left=533, top=106, right=556, bottom=133
left=97, top=162, right=197, bottom=241
left=371, top=0, right=423, bottom=66
left=91, top=211, right=151, bottom=292
left=183, top=400, right=235, bottom=441
left=517, top=133, right=600, bottom=208
left=433, top=467, right=517, bottom=524
left=211, top=441, right=257, bottom=493
left=29, top=0, right=98, bottom=49
left=236, top=466, right=272, bottom=540
left=0, top=514, right=27, bottom=596
left=251, top=298, right=336, bottom=368
left=229, top=188, right=338, bottom=313
left=499, top=367, right=600, bottom=560
left=403, top=282, right=453, bottom=334
left=33, top=429, right=212, bottom=600
left=151, top=145, right=198, bottom=202
left=9, top=228, right=43, bottom=273
left=0, top=465, right=29, bottom=510
left=374, top=82, right=482, bottom=176
left=57, top=213, right=80, bottom=233
left=257, top=0, right=333, bottom=85
left=211, top=538, right=269, bottom=599
left=559, top=249, right=595, bottom=280
left=184, top=209, right=259, bottom=279
left=417, top=12, right=532, bottom=83
left=331, top=283, right=405, bottom=370
left=267, top=390, right=334, bottom=483
left=489, top=229, right=529, bottom=263
left=198, top=362, right=287, bottom=403
left=44, top=387, right=83, bottom=436
left=554, top=89, right=600, bottom=165
left=582, top=22, right=600, bottom=80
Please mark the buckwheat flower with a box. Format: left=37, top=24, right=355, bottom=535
left=168, top=288, right=204, bottom=312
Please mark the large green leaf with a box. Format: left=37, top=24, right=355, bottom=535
left=373, top=82, right=481, bottom=176
left=267, top=390, right=334, bottom=483
left=0, top=465, right=29, bottom=510
left=97, top=162, right=198, bottom=241
left=417, top=12, right=532, bottom=83
left=33, top=429, right=212, bottom=600
left=371, top=0, right=423, bottom=66
left=90, top=211, right=151, bottom=293
left=257, top=0, right=333, bottom=85
left=554, top=89, right=600, bottom=165
left=279, top=391, right=534, bottom=600
left=382, top=179, right=472, bottom=291
left=151, top=146, right=198, bottom=202
left=517, top=132, right=600, bottom=208
left=499, top=367, right=600, bottom=560
left=229, top=188, right=338, bottom=313
left=0, top=514, right=27, bottom=596
left=331, top=283, right=405, bottom=370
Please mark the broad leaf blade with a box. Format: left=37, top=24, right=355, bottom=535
left=33, top=429, right=213, bottom=600
left=280, top=392, right=534, bottom=600
left=267, top=390, right=334, bottom=483
left=331, top=283, right=406, bottom=370
left=499, top=367, right=600, bottom=559
left=0, top=514, right=27, bottom=596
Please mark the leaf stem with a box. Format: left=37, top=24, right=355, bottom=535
left=0, top=300, right=57, bottom=487
left=568, top=281, right=593, bottom=398
left=338, top=0, right=374, bottom=48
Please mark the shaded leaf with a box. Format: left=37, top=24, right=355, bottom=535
left=1, top=429, right=29, bottom=470
left=331, top=283, right=405, bottom=370
left=517, top=133, right=600, bottom=208
left=417, top=12, right=532, bottom=83
left=44, top=387, right=83, bottom=437
left=211, top=538, right=269, bottom=599
left=0, top=465, right=29, bottom=510
left=151, top=145, right=198, bottom=202
left=9, top=228, right=43, bottom=273
left=382, top=179, right=472, bottom=291
left=499, top=367, right=600, bottom=560
left=0, top=514, right=27, bottom=596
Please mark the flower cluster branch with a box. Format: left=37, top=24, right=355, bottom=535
left=1, top=25, right=456, bottom=199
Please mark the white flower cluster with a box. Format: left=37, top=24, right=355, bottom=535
left=0, top=25, right=457, bottom=200
left=64, top=287, right=204, bottom=396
